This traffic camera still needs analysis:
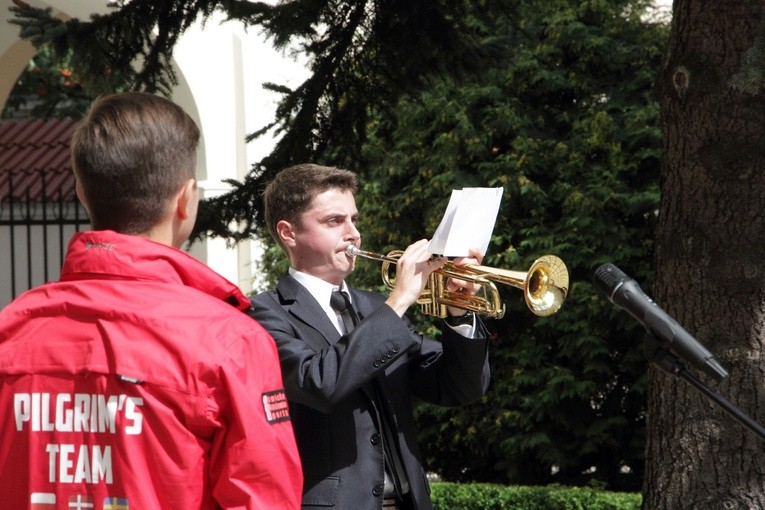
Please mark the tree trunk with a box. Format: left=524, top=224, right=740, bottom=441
left=647, top=0, right=765, bottom=508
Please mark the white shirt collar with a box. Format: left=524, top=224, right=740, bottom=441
left=289, top=267, right=349, bottom=333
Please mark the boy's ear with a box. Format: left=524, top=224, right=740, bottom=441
left=176, top=178, right=197, bottom=219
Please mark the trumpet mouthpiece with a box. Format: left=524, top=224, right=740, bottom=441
left=345, top=245, right=361, bottom=257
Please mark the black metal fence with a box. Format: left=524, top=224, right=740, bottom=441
left=0, top=171, right=89, bottom=308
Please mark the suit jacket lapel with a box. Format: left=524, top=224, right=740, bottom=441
left=276, top=275, right=340, bottom=345
left=277, top=277, right=381, bottom=412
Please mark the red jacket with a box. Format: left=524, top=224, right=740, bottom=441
left=0, top=231, right=302, bottom=509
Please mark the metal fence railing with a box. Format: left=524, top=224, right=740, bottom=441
left=0, top=170, right=90, bottom=308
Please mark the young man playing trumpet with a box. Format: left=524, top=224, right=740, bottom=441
left=249, top=163, right=491, bottom=510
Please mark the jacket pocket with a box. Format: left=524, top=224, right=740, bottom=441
left=302, top=476, right=340, bottom=507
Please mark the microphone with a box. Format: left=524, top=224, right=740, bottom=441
left=593, top=263, right=728, bottom=382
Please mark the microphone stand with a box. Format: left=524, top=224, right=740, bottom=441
left=644, top=332, right=765, bottom=441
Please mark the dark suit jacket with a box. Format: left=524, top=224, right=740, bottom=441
left=249, top=274, right=490, bottom=510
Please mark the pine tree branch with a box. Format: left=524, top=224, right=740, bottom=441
left=9, top=0, right=488, bottom=241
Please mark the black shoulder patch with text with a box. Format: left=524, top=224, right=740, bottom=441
left=262, top=390, right=291, bottom=424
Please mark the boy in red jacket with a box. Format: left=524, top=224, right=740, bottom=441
left=0, top=92, right=302, bottom=509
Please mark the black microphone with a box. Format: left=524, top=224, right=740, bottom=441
left=593, top=263, right=728, bottom=382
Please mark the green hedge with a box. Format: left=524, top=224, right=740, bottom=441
left=431, top=482, right=641, bottom=510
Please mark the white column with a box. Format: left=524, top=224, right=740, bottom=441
left=173, top=18, right=253, bottom=291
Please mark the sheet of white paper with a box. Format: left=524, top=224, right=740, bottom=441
left=428, top=187, right=503, bottom=257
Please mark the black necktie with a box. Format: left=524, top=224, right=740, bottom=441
left=330, top=290, right=359, bottom=333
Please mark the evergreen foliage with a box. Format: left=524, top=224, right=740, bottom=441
left=2, top=46, right=93, bottom=120
left=354, top=0, right=667, bottom=490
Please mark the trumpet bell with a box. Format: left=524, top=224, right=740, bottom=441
left=458, top=255, right=568, bottom=317
left=524, top=255, right=569, bottom=317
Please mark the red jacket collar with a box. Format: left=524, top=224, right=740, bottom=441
left=60, top=230, right=251, bottom=310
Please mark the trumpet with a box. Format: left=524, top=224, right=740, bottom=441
left=345, top=245, right=569, bottom=319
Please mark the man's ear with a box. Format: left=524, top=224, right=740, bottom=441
left=276, top=219, right=297, bottom=247
left=176, top=178, right=197, bottom=220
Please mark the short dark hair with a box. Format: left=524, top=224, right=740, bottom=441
left=71, top=91, right=200, bottom=233
left=263, top=164, right=358, bottom=246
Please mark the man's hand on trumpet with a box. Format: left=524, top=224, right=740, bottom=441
left=445, top=248, right=483, bottom=318
left=385, top=239, right=446, bottom=318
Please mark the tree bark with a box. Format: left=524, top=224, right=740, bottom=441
left=647, top=0, right=765, bottom=508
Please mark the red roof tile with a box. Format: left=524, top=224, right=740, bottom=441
left=0, top=118, right=79, bottom=202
